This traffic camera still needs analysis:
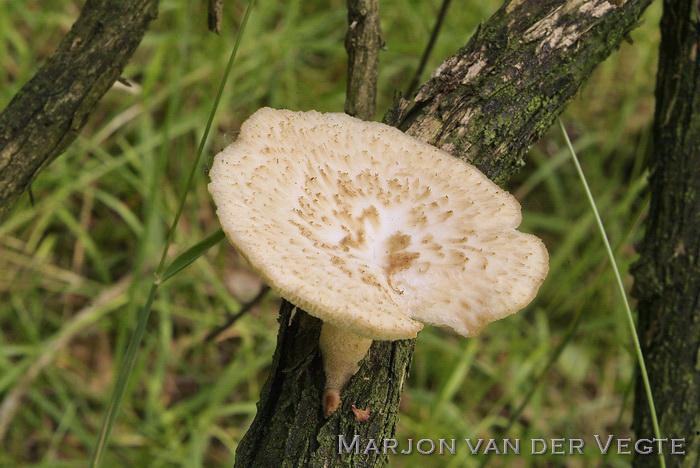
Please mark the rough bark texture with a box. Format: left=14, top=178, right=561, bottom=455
left=632, top=1, right=700, bottom=466
left=234, top=1, right=653, bottom=467
left=234, top=303, right=415, bottom=467
left=0, top=0, right=159, bottom=221
left=390, top=0, right=652, bottom=185
left=344, top=0, right=382, bottom=121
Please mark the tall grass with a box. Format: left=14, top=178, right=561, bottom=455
left=0, top=0, right=661, bottom=466
left=89, top=2, right=254, bottom=465
left=559, top=119, right=663, bottom=468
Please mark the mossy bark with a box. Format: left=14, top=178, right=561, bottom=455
left=0, top=0, right=159, bottom=221
left=235, top=0, right=653, bottom=466
left=391, top=0, right=652, bottom=185
left=631, top=1, right=700, bottom=466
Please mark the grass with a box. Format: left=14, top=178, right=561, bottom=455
left=0, top=0, right=661, bottom=466
left=559, top=119, right=663, bottom=468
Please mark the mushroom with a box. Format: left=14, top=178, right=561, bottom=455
left=208, top=108, right=549, bottom=416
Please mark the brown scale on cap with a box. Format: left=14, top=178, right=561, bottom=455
left=208, top=108, right=549, bottom=416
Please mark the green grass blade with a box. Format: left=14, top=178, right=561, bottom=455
left=154, top=0, right=256, bottom=277
left=89, top=283, right=157, bottom=468
left=88, top=1, right=256, bottom=465
left=558, top=119, right=665, bottom=468
left=158, top=229, right=225, bottom=284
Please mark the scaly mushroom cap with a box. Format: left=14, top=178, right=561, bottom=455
left=208, top=108, right=549, bottom=341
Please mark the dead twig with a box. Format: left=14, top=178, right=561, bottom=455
left=344, top=0, right=382, bottom=121
left=208, top=0, right=224, bottom=34
left=205, top=285, right=271, bottom=342
left=405, top=0, right=452, bottom=97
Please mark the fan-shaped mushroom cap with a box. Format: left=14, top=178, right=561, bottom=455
left=208, top=108, right=548, bottom=341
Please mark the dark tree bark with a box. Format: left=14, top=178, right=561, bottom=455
left=632, top=1, right=700, bottom=466
left=234, top=1, right=653, bottom=467
left=0, top=0, right=159, bottom=221
left=208, top=0, right=224, bottom=34
left=344, top=0, right=382, bottom=121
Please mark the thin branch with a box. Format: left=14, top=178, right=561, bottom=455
left=405, top=0, right=453, bottom=97
left=208, top=0, right=223, bottom=34
left=344, top=0, right=382, bottom=120
left=205, top=285, right=271, bottom=342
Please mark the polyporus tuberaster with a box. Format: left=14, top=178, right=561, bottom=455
left=208, top=108, right=549, bottom=416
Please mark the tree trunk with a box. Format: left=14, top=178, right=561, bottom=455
left=234, top=1, right=653, bottom=466
left=632, top=1, right=700, bottom=466
left=0, top=0, right=159, bottom=221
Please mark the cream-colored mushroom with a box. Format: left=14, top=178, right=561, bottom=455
left=208, top=108, right=549, bottom=416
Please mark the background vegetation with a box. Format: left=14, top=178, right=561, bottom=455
left=0, top=0, right=661, bottom=466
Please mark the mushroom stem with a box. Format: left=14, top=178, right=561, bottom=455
left=319, top=322, right=373, bottom=417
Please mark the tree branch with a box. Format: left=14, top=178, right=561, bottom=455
left=234, top=1, right=653, bottom=466
left=344, top=0, right=382, bottom=120
left=632, top=0, right=700, bottom=466
left=0, top=0, right=159, bottom=220
left=405, top=0, right=453, bottom=98
left=389, top=0, right=651, bottom=184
